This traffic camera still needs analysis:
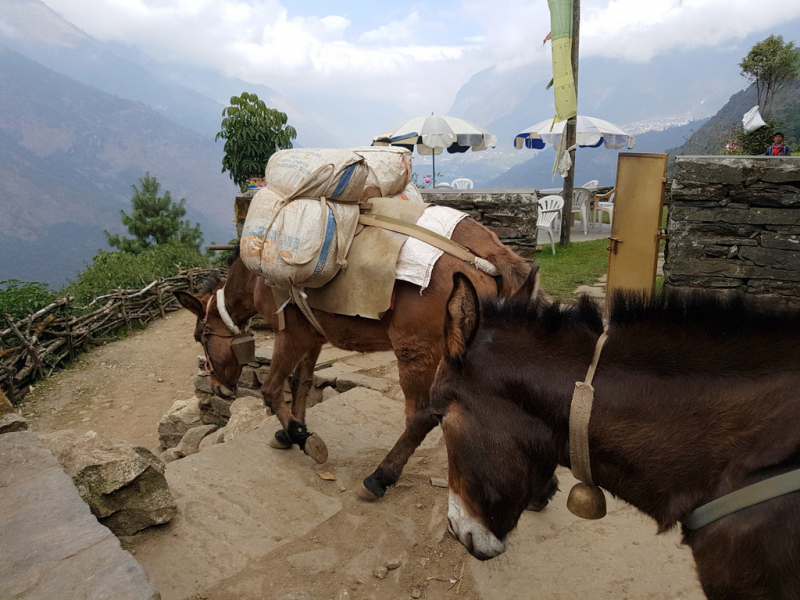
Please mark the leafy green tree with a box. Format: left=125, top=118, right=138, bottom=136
left=740, top=35, right=800, bottom=116
left=215, top=92, right=297, bottom=190
left=105, top=173, right=203, bottom=253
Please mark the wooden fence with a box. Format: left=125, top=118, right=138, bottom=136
left=1, top=267, right=221, bottom=402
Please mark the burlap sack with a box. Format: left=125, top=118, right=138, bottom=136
left=265, top=149, right=369, bottom=203
left=240, top=187, right=360, bottom=289
left=353, top=146, right=412, bottom=198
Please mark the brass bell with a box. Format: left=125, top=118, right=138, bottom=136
left=567, top=482, right=607, bottom=520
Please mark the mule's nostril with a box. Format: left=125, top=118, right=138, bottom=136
left=447, top=518, right=456, bottom=537
left=464, top=531, right=474, bottom=553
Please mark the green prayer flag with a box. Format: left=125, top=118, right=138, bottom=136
left=547, top=0, right=577, bottom=122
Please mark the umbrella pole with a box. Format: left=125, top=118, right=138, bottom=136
left=432, top=152, right=436, bottom=188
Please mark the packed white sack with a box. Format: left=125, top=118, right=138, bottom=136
left=240, top=186, right=360, bottom=289
left=353, top=146, right=412, bottom=198
left=396, top=182, right=425, bottom=203
left=265, top=148, right=369, bottom=204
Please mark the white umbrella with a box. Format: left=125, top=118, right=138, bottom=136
left=514, top=116, right=636, bottom=150
left=373, top=114, right=497, bottom=187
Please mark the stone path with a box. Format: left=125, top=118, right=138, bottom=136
left=0, top=431, right=159, bottom=600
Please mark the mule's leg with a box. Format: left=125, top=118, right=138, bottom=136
left=289, top=342, right=322, bottom=424
left=260, top=316, right=328, bottom=463
left=526, top=475, right=559, bottom=512
left=361, top=342, right=440, bottom=499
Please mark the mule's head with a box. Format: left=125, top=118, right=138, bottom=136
left=430, top=268, right=557, bottom=560
left=174, top=274, right=243, bottom=399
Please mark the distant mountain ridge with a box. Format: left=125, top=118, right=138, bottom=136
left=0, top=43, right=238, bottom=285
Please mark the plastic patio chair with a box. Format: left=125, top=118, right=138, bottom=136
left=537, top=195, right=564, bottom=255
left=571, top=187, right=593, bottom=235
left=581, top=180, right=599, bottom=189
left=594, top=188, right=615, bottom=232
left=451, top=178, right=474, bottom=189
left=434, top=182, right=453, bottom=189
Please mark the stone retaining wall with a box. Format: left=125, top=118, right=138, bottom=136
left=421, top=188, right=539, bottom=258
left=664, top=156, right=800, bottom=307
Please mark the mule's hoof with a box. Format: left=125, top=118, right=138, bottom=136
left=358, top=474, right=386, bottom=500
left=356, top=481, right=383, bottom=501
left=303, top=433, right=328, bottom=464
left=269, top=430, right=292, bottom=450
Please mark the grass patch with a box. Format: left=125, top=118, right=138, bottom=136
left=535, top=238, right=609, bottom=299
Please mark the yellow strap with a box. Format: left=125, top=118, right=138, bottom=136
left=569, top=328, right=609, bottom=486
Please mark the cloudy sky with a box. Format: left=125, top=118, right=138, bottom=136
left=43, top=0, right=800, bottom=115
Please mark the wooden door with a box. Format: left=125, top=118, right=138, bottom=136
left=605, top=153, right=668, bottom=301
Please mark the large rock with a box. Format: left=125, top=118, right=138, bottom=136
left=158, top=397, right=204, bottom=449
left=0, top=413, right=28, bottom=434
left=0, top=431, right=160, bottom=600
left=42, top=430, right=177, bottom=536
left=224, top=396, right=269, bottom=443
left=173, top=424, right=217, bottom=457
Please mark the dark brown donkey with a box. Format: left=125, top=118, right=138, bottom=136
left=175, top=218, right=535, bottom=499
left=432, top=271, right=800, bottom=598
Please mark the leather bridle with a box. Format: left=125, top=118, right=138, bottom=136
left=200, top=290, right=241, bottom=391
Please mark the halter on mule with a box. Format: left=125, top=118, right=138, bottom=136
left=201, top=287, right=255, bottom=390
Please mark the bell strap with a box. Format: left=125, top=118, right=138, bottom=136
left=681, top=468, right=800, bottom=530
left=357, top=214, right=499, bottom=276
left=569, top=327, right=609, bottom=486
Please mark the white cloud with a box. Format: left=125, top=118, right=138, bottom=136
left=39, top=0, right=800, bottom=116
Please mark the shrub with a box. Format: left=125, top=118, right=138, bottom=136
left=0, top=280, right=57, bottom=321
left=63, top=243, right=208, bottom=306
left=724, top=118, right=786, bottom=156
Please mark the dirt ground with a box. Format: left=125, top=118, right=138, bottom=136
left=21, top=308, right=705, bottom=600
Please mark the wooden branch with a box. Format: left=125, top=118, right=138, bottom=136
left=5, top=314, right=43, bottom=380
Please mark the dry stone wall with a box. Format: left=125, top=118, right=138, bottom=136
left=664, top=156, right=800, bottom=306
left=421, top=189, right=539, bottom=258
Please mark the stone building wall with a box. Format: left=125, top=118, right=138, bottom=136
left=421, top=188, right=539, bottom=258
left=664, top=156, right=800, bottom=307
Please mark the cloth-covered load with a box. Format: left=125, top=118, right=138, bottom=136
left=352, top=146, right=412, bottom=199
left=240, top=187, right=360, bottom=289
left=265, top=147, right=412, bottom=204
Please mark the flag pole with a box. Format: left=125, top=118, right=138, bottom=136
left=560, top=0, right=580, bottom=247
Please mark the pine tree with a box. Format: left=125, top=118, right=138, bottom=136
left=105, top=173, right=203, bottom=253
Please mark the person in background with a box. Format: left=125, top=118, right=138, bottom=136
left=765, top=132, right=791, bottom=156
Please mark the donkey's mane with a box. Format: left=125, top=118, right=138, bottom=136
left=482, top=289, right=800, bottom=339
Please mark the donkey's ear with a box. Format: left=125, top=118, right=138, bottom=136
left=174, top=291, right=205, bottom=319
left=512, top=264, right=540, bottom=303
left=445, top=273, right=481, bottom=361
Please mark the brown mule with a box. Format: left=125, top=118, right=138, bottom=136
left=432, top=270, right=800, bottom=597
left=175, top=217, right=536, bottom=499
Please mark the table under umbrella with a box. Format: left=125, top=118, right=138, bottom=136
left=373, top=114, right=496, bottom=187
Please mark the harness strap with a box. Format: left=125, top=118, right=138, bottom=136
left=216, top=287, right=241, bottom=334
left=569, top=328, right=609, bottom=486
left=681, top=468, right=800, bottom=530
left=358, top=214, right=500, bottom=276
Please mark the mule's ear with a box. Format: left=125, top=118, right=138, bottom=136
left=173, top=291, right=205, bottom=319
left=445, top=273, right=481, bottom=361
left=512, top=264, right=540, bottom=303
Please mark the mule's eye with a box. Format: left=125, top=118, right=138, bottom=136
left=432, top=412, right=445, bottom=425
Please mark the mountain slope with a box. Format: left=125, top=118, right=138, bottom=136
left=0, top=44, right=238, bottom=285
left=674, top=78, right=800, bottom=155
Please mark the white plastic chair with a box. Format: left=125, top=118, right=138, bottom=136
left=581, top=180, right=599, bottom=189
left=434, top=182, right=453, bottom=189
left=571, top=187, right=593, bottom=235
left=537, top=195, right=564, bottom=255
left=451, top=178, right=473, bottom=189
left=594, top=188, right=615, bottom=232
